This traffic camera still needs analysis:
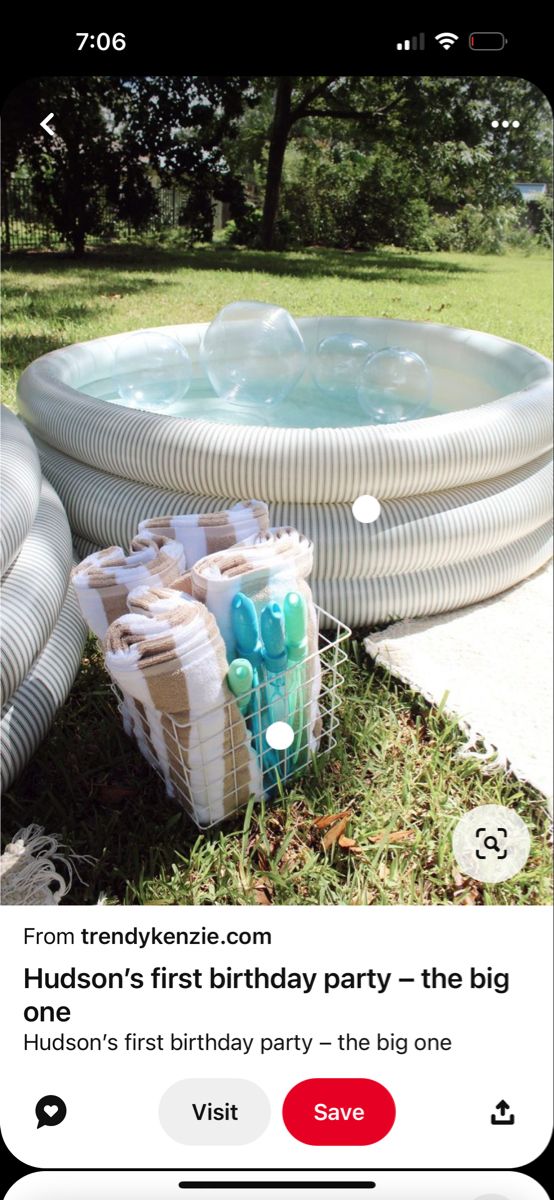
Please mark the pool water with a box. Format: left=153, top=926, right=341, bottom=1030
left=82, top=366, right=500, bottom=428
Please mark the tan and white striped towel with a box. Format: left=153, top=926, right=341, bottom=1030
left=72, top=535, right=186, bottom=639
left=137, top=499, right=269, bottom=565
left=104, top=586, right=263, bottom=827
left=188, top=528, right=315, bottom=654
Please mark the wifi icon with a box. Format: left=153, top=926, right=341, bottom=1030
left=435, top=31, right=459, bottom=49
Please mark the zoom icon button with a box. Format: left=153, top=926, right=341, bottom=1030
left=452, top=804, right=531, bottom=883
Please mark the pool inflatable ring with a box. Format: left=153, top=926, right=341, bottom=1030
left=35, top=436, right=551, bottom=580
left=36, top=435, right=552, bottom=627
left=18, top=319, right=553, bottom=625
left=1, top=406, right=87, bottom=784
left=0, top=478, right=73, bottom=705
left=0, top=406, right=41, bottom=576
left=1, top=577, right=87, bottom=790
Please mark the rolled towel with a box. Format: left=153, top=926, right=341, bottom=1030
left=72, top=535, right=186, bottom=639
left=104, top=586, right=263, bottom=827
left=189, top=528, right=315, bottom=655
left=137, top=499, right=270, bottom=565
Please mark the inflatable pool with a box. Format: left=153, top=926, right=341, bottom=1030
left=1, top=407, right=87, bottom=788
left=17, top=319, right=553, bottom=627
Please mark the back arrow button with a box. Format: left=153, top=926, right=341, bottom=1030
left=40, top=113, right=55, bottom=137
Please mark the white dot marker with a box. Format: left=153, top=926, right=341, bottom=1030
left=502, top=119, right=510, bottom=128
left=512, top=120, right=520, bottom=128
left=265, top=721, right=294, bottom=750
left=491, top=120, right=499, bottom=128
left=352, top=494, right=381, bottom=524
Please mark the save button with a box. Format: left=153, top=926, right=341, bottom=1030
left=283, top=1078, right=395, bottom=1145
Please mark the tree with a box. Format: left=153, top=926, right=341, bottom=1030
left=3, top=76, right=253, bottom=255
left=3, top=78, right=124, bottom=255
left=115, top=76, right=257, bottom=242
left=260, top=77, right=411, bottom=248
left=256, top=75, right=551, bottom=249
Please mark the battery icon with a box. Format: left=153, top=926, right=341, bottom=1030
left=469, top=32, right=507, bottom=50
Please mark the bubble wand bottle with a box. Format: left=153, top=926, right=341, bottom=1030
left=284, top=591, right=308, bottom=770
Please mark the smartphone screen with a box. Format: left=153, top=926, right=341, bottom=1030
left=0, top=25, right=552, bottom=1200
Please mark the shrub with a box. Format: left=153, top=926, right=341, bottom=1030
left=230, top=142, right=551, bottom=255
left=428, top=202, right=548, bottom=254
left=271, top=148, right=435, bottom=252
left=524, top=193, right=552, bottom=248
left=229, top=205, right=263, bottom=246
left=178, top=187, right=214, bottom=245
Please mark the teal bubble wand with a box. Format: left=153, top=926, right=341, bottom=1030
left=284, top=591, right=308, bottom=769
left=227, top=658, right=254, bottom=717
left=261, top=601, right=288, bottom=780
left=230, top=592, right=276, bottom=776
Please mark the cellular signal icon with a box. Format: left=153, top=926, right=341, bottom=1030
left=435, top=31, right=459, bottom=49
left=396, top=33, right=425, bottom=50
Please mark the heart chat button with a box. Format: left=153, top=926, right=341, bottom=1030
left=36, top=1095, right=67, bottom=1128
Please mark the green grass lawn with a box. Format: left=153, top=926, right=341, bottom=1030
left=2, top=243, right=552, bottom=414
left=2, top=242, right=552, bottom=905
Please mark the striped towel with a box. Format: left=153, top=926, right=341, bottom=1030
left=104, top=586, right=263, bottom=827
left=188, top=528, right=315, bottom=655
left=72, top=535, right=186, bottom=639
left=137, top=500, right=269, bottom=565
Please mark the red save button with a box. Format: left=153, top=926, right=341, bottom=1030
left=283, top=1077, right=395, bottom=1145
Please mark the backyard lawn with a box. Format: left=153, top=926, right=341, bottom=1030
left=2, top=242, right=552, bottom=905
left=2, top=244, right=552, bottom=417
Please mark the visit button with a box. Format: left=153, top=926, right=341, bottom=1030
left=283, top=1077, right=395, bottom=1145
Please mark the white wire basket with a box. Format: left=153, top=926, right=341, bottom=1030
left=112, top=605, right=351, bottom=830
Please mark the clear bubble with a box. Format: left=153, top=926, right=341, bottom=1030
left=358, top=347, right=432, bottom=424
left=314, top=333, right=370, bottom=397
left=200, top=301, right=306, bottom=407
left=115, top=331, right=192, bottom=410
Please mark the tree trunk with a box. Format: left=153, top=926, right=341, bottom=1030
left=261, top=78, right=293, bottom=250
left=72, top=222, right=86, bottom=257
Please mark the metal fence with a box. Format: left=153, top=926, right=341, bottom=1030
left=1, top=180, right=193, bottom=252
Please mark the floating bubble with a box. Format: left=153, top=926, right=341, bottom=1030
left=115, top=331, right=191, bottom=410
left=314, top=333, right=370, bottom=397
left=358, top=347, right=432, bottom=424
left=200, top=301, right=306, bottom=407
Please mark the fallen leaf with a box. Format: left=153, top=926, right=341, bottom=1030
left=379, top=860, right=389, bottom=880
left=313, top=809, right=352, bottom=830
left=253, top=877, right=273, bottom=905
left=322, top=815, right=350, bottom=851
left=97, top=784, right=134, bottom=806
left=338, top=836, right=364, bottom=856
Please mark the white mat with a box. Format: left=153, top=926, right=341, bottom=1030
left=364, top=563, right=553, bottom=809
